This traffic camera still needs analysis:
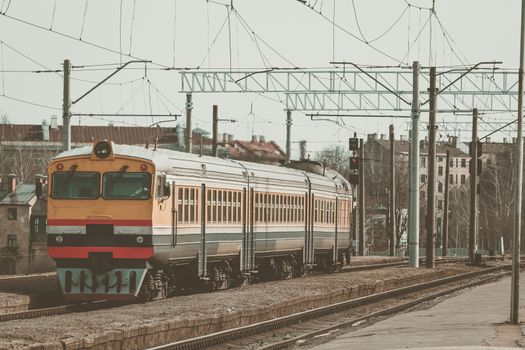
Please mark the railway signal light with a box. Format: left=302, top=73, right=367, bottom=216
left=349, top=138, right=359, bottom=151
left=350, top=157, right=359, bottom=170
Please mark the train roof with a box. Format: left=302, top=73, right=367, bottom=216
left=53, top=144, right=351, bottom=195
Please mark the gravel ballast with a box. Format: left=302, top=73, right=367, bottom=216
left=0, top=262, right=487, bottom=350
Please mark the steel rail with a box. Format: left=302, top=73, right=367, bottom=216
left=0, top=257, right=466, bottom=323
left=148, top=264, right=512, bottom=350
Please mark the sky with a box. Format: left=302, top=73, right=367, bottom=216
left=0, top=0, right=521, bottom=158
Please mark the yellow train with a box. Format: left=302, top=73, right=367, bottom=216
left=47, top=140, right=352, bottom=301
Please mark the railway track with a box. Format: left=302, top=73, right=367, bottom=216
left=147, top=264, right=512, bottom=350
left=0, top=257, right=475, bottom=323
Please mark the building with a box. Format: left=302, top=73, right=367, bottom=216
left=0, top=175, right=52, bottom=275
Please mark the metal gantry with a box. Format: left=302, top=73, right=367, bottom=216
left=180, top=68, right=518, bottom=113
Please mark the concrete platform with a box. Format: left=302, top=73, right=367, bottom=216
left=348, top=255, right=406, bottom=267
left=307, top=272, right=525, bottom=349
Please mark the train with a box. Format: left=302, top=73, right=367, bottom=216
left=46, top=140, right=353, bottom=301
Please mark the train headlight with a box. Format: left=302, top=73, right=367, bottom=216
left=136, top=236, right=144, bottom=244
left=94, top=141, right=111, bottom=159
left=55, top=235, right=63, bottom=244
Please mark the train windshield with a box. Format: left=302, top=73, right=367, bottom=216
left=52, top=172, right=100, bottom=199
left=103, top=173, right=151, bottom=199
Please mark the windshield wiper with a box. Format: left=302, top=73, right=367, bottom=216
left=62, top=164, right=78, bottom=189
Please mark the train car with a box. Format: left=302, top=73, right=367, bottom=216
left=46, top=140, right=352, bottom=301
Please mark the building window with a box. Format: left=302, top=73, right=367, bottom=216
left=7, top=235, right=16, bottom=249
left=438, top=157, right=443, bottom=162
left=450, top=158, right=454, bottom=168
left=461, top=158, right=467, bottom=168
left=421, top=174, right=427, bottom=184
left=438, top=182, right=443, bottom=193
left=438, top=166, right=443, bottom=176
left=7, top=208, right=17, bottom=220
left=438, top=200, right=443, bottom=210
left=449, top=174, right=453, bottom=185
left=487, top=158, right=492, bottom=166
left=461, top=175, right=466, bottom=185
left=421, top=157, right=426, bottom=167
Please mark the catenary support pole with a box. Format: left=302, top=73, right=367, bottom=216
left=212, top=105, right=218, bottom=157
left=62, top=59, right=71, bottom=151
left=185, top=93, right=193, bottom=153
left=443, top=150, right=450, bottom=257
left=426, top=66, right=437, bottom=269
left=358, top=138, right=366, bottom=256
left=511, top=0, right=525, bottom=325
left=286, top=110, right=292, bottom=163
left=389, top=124, right=396, bottom=256
left=469, top=108, right=479, bottom=264
left=409, top=61, right=420, bottom=268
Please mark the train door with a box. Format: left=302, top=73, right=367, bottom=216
left=171, top=181, right=177, bottom=247
left=198, top=183, right=207, bottom=278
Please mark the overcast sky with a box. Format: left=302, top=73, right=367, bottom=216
left=0, top=0, right=521, bottom=157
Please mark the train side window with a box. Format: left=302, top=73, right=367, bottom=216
left=272, top=195, right=276, bottom=223
left=237, top=192, right=241, bottom=223
left=222, top=190, right=227, bottom=223
left=217, top=191, right=222, bottom=223
left=212, top=190, right=217, bottom=223
left=253, top=193, right=259, bottom=222
left=189, top=188, right=195, bottom=223
left=184, top=188, right=189, bottom=223
left=207, top=190, right=211, bottom=223
left=177, top=188, right=183, bottom=222
left=233, top=192, right=237, bottom=223
left=227, top=191, right=232, bottom=223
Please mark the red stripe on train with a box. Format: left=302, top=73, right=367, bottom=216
left=47, top=219, right=152, bottom=226
left=48, top=246, right=154, bottom=259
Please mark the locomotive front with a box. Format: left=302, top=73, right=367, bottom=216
left=47, top=141, right=155, bottom=301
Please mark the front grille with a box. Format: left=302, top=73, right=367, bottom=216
left=86, top=224, right=114, bottom=236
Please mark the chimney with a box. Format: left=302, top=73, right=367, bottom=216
left=35, top=174, right=43, bottom=199
left=399, top=135, right=405, bottom=141
left=367, top=133, right=377, bottom=142
left=503, top=138, right=507, bottom=143
left=513, top=137, right=517, bottom=144
left=380, top=134, right=386, bottom=140
left=7, top=174, right=16, bottom=193
left=485, top=137, right=491, bottom=143
left=251, top=135, right=258, bottom=143
left=299, top=140, right=307, bottom=160
left=41, top=119, right=50, bottom=141
left=50, top=115, right=58, bottom=129
left=227, top=134, right=233, bottom=142
left=222, top=133, right=228, bottom=143
left=259, top=135, right=265, bottom=143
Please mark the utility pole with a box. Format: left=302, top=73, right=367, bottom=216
left=389, top=124, right=396, bottom=256
left=469, top=108, right=479, bottom=264
left=409, top=61, right=420, bottom=268
left=511, top=0, right=525, bottom=325
left=62, top=59, right=71, bottom=151
left=443, top=150, right=450, bottom=257
left=426, top=66, right=437, bottom=269
left=286, top=110, right=292, bottom=163
left=358, top=138, right=366, bottom=256
left=185, top=94, right=193, bottom=153
left=212, top=105, right=218, bottom=157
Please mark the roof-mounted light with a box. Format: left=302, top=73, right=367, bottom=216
left=93, top=141, right=112, bottom=159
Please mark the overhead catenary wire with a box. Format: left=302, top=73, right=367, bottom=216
left=0, top=12, right=171, bottom=69
left=297, top=0, right=406, bottom=65
left=79, top=0, right=89, bottom=40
